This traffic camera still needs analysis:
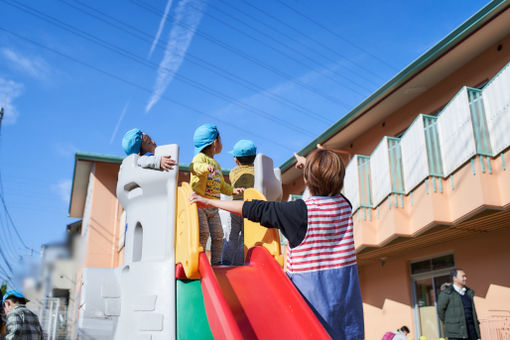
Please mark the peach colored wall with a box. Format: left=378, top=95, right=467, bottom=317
left=83, top=162, right=121, bottom=268
left=283, top=34, right=510, bottom=198
left=359, top=226, right=510, bottom=340
left=349, top=35, right=510, bottom=157
left=353, top=150, right=510, bottom=250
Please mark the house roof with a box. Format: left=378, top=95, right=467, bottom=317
left=68, top=152, right=230, bottom=217
left=279, top=0, right=510, bottom=183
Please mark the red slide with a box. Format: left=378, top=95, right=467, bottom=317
left=198, top=246, right=331, bottom=340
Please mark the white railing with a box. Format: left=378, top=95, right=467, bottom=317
left=401, top=115, right=429, bottom=194
left=344, top=156, right=360, bottom=213
left=342, top=61, right=510, bottom=213
left=483, top=62, right=510, bottom=156
left=437, top=87, right=477, bottom=177
left=370, top=137, right=391, bottom=207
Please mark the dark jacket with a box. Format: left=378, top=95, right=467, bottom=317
left=437, top=283, right=480, bottom=339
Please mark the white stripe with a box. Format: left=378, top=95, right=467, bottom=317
left=290, top=248, right=356, bottom=264
left=288, top=255, right=357, bottom=270
left=301, top=231, right=354, bottom=244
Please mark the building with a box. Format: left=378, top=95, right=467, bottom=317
left=280, top=1, right=510, bottom=339
left=25, top=220, right=82, bottom=340
left=67, top=152, right=230, bottom=338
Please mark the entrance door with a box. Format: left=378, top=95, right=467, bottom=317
left=414, top=274, right=450, bottom=340
left=411, top=254, right=455, bottom=340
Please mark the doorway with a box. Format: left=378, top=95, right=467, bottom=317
left=410, top=254, right=455, bottom=340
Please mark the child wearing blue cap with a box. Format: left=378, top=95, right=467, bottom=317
left=3, top=290, right=44, bottom=339
left=222, top=139, right=257, bottom=265
left=190, top=124, right=244, bottom=265
left=122, top=128, right=175, bottom=170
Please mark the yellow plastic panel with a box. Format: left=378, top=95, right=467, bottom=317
left=175, top=182, right=202, bottom=279
left=243, top=188, right=284, bottom=267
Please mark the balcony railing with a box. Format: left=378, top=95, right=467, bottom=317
left=343, top=61, right=510, bottom=213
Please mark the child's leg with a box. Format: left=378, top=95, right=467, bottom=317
left=231, top=214, right=244, bottom=266
left=197, top=208, right=210, bottom=252
left=207, top=208, right=224, bottom=265
left=223, top=212, right=241, bottom=265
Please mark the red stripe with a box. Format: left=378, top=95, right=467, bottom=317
left=288, top=254, right=356, bottom=268
left=299, top=235, right=354, bottom=246
left=289, top=246, right=356, bottom=260
left=290, top=240, right=355, bottom=254
left=305, top=229, right=352, bottom=239
left=307, top=212, right=350, bottom=219
left=306, top=199, right=346, bottom=207
left=307, top=224, right=352, bottom=232
left=307, top=206, right=348, bottom=212
left=308, top=218, right=352, bottom=225
left=288, top=259, right=357, bottom=273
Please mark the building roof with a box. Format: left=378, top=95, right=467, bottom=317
left=279, top=0, right=510, bottom=183
left=68, top=152, right=230, bottom=217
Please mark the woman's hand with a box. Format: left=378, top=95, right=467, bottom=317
left=294, top=152, right=306, bottom=169
left=189, top=192, right=210, bottom=209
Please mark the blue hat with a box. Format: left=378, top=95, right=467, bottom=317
left=193, top=124, right=219, bottom=155
left=2, top=290, right=28, bottom=305
left=122, top=129, right=143, bottom=155
left=230, top=139, right=257, bottom=157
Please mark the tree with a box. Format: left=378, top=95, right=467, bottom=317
left=1, top=282, right=6, bottom=295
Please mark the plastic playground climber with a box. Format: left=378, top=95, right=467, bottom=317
left=108, top=144, right=331, bottom=340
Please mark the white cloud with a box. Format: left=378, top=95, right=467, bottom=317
left=0, top=78, right=23, bottom=125
left=52, top=179, right=72, bottom=204
left=148, top=0, right=174, bottom=59
left=1, top=48, right=50, bottom=79
left=110, top=100, right=130, bottom=144
left=145, top=0, right=207, bottom=113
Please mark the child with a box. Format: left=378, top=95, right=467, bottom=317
left=3, top=290, right=44, bottom=339
left=190, top=124, right=243, bottom=265
left=122, top=128, right=175, bottom=170
left=190, top=149, right=364, bottom=340
left=222, top=139, right=257, bottom=265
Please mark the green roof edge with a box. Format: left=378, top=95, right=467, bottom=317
left=279, top=0, right=509, bottom=173
left=68, top=151, right=231, bottom=215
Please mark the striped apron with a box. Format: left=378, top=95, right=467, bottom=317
left=287, top=195, right=364, bottom=340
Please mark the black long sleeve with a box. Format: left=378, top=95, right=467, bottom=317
left=242, top=199, right=308, bottom=248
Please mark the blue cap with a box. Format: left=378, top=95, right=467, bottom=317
left=2, top=290, right=28, bottom=304
left=230, top=139, right=257, bottom=157
left=122, top=128, right=143, bottom=155
left=193, top=124, right=218, bottom=155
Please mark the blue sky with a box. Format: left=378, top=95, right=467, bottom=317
left=0, top=0, right=488, bottom=283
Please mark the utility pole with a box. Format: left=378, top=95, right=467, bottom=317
left=0, top=107, right=4, bottom=131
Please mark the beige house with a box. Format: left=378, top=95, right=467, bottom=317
left=280, top=1, right=510, bottom=339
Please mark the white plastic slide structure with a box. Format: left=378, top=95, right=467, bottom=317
left=77, top=147, right=283, bottom=339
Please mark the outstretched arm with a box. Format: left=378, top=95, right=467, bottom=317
left=190, top=193, right=244, bottom=215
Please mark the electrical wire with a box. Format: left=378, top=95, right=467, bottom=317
left=274, top=0, right=398, bottom=72
left=59, top=0, right=336, bottom=125
left=1, top=0, right=318, bottom=140
left=0, top=26, right=298, bottom=153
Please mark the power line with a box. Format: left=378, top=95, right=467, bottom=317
left=58, top=0, right=335, bottom=125
left=274, top=0, right=398, bottom=72
left=2, top=0, right=317, bottom=139
left=0, top=26, right=298, bottom=153
left=130, top=0, right=350, bottom=108
left=236, top=0, right=388, bottom=82
left=199, top=1, right=374, bottom=95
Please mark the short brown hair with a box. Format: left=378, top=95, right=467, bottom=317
left=304, top=149, right=345, bottom=196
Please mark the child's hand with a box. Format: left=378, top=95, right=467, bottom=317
left=207, top=165, right=216, bottom=173
left=233, top=188, right=245, bottom=196
left=160, top=155, right=176, bottom=170
left=189, top=193, right=209, bottom=209
left=294, top=152, right=306, bottom=170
